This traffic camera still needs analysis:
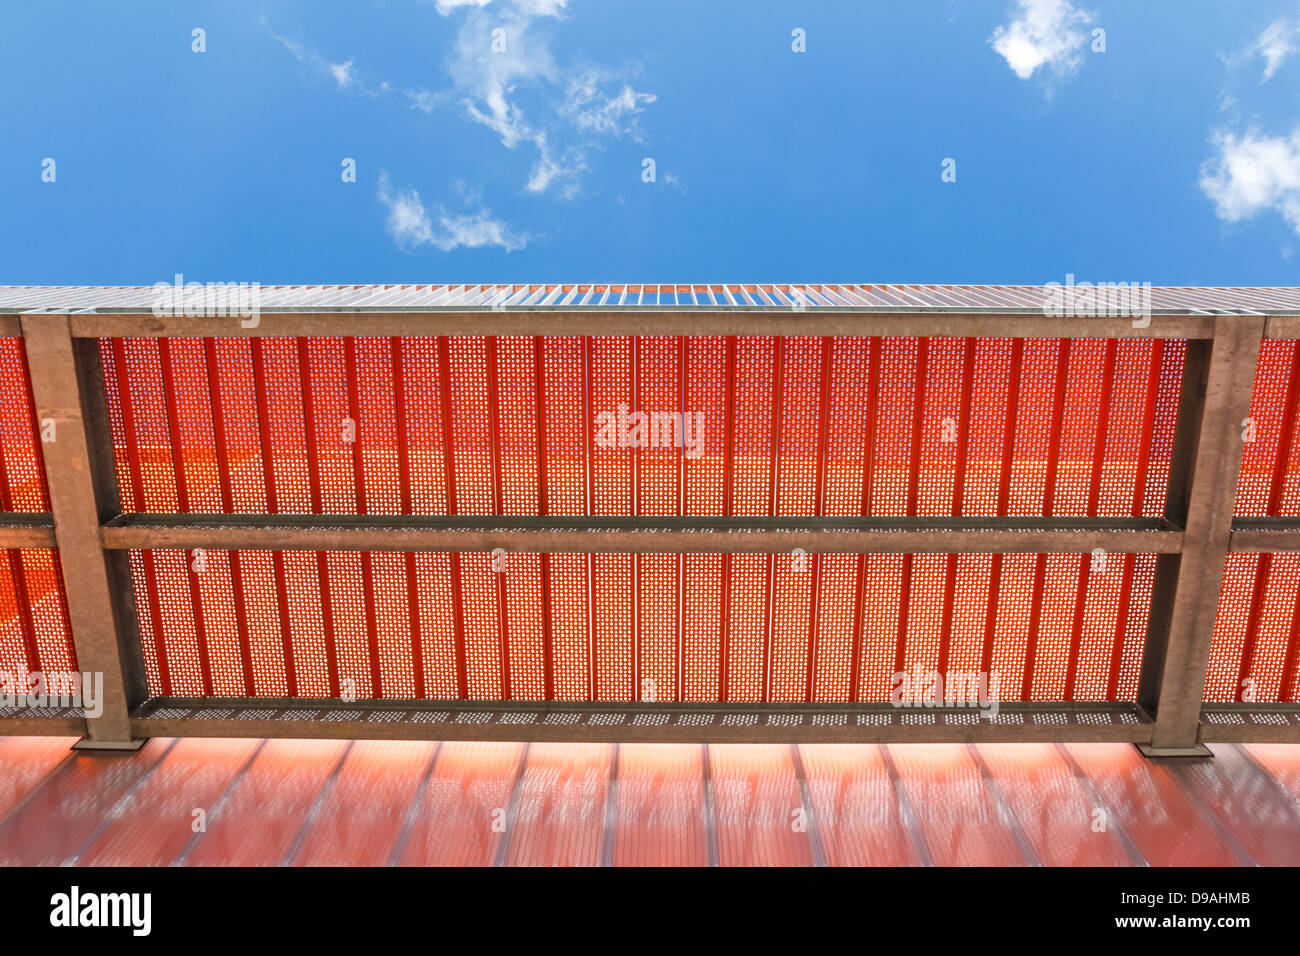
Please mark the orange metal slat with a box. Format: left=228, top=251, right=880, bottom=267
left=610, top=744, right=709, bottom=866
left=502, top=742, right=613, bottom=866
left=78, top=738, right=262, bottom=865
left=0, top=736, right=76, bottom=821
left=288, top=739, right=435, bottom=866
left=795, top=744, right=921, bottom=866
left=397, top=741, right=525, bottom=866
left=974, top=743, right=1133, bottom=866
left=1162, top=745, right=1300, bottom=866
left=709, top=743, right=815, bottom=866
left=0, top=741, right=175, bottom=865
left=1062, top=743, right=1241, bottom=866
left=183, top=739, right=349, bottom=866
left=885, top=743, right=1027, bottom=866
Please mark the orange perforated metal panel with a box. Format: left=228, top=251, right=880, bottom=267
left=1207, top=339, right=1300, bottom=702
left=0, top=549, right=75, bottom=681
left=124, top=546, right=1157, bottom=702
left=0, top=340, right=75, bottom=681
left=92, top=333, right=1200, bottom=703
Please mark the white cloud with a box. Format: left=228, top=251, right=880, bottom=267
left=264, top=3, right=655, bottom=197
left=1250, top=19, right=1297, bottom=81
left=515, top=0, right=568, bottom=16
left=990, top=0, right=1093, bottom=81
left=435, top=0, right=495, bottom=13
left=439, top=0, right=653, bottom=195
left=329, top=60, right=356, bottom=90
left=260, top=17, right=360, bottom=92
left=1200, top=128, right=1300, bottom=235
left=564, top=68, right=656, bottom=136
left=377, top=172, right=527, bottom=252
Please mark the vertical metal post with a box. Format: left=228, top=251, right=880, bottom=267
left=21, top=315, right=146, bottom=748
left=1138, top=316, right=1265, bottom=755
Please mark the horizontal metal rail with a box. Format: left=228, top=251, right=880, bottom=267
left=0, top=512, right=55, bottom=548
left=7, top=309, right=1225, bottom=340
left=99, top=513, right=1185, bottom=554
left=129, top=696, right=1154, bottom=744
left=1199, top=703, right=1300, bottom=742
left=12, top=701, right=1300, bottom=744
left=0, top=710, right=86, bottom=736
left=1227, top=518, right=1300, bottom=552
left=7, top=512, right=1300, bottom=554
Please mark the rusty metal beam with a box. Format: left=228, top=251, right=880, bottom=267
left=1229, top=518, right=1300, bottom=552
left=97, top=512, right=1184, bottom=554
left=0, top=713, right=86, bottom=736
left=1265, top=315, right=1300, bottom=339
left=0, top=512, right=56, bottom=548
left=1138, top=316, right=1266, bottom=755
left=20, top=315, right=147, bottom=749
left=1198, top=704, right=1300, bottom=742
left=63, top=310, right=1215, bottom=341
left=130, top=696, right=1152, bottom=744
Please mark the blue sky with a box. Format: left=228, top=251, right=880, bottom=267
left=2, top=0, right=1300, bottom=286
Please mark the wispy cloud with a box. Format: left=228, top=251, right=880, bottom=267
left=990, top=0, right=1093, bottom=82
left=437, top=0, right=655, bottom=197
left=1200, top=128, right=1300, bottom=236
left=264, top=3, right=656, bottom=251
left=258, top=16, right=360, bottom=92
left=563, top=67, right=656, bottom=137
left=434, top=0, right=494, bottom=13
left=377, top=171, right=528, bottom=252
left=329, top=60, right=357, bottom=90
left=263, top=2, right=656, bottom=202
left=1246, top=19, right=1297, bottom=82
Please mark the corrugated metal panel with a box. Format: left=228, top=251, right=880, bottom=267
left=7, top=735, right=1295, bottom=866
left=1, top=283, right=1299, bottom=312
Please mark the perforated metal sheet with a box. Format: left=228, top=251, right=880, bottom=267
left=0, top=549, right=75, bottom=680
left=0, top=340, right=71, bottom=682
left=1207, top=339, right=1300, bottom=702
left=125, top=537, right=1156, bottom=702
left=86, top=332, right=1211, bottom=704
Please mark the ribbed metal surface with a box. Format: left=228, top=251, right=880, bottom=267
left=3, top=284, right=1300, bottom=312
left=3, top=736, right=1297, bottom=866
